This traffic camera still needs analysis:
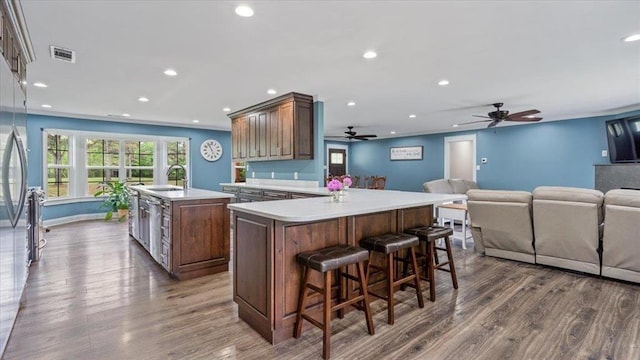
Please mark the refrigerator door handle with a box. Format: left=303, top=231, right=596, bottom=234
left=2, top=125, right=28, bottom=228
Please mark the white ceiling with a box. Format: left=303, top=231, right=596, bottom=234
left=21, top=0, right=640, bottom=139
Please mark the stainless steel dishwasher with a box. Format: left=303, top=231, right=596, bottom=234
left=140, top=194, right=163, bottom=263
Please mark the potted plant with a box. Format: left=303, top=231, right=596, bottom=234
left=94, top=179, right=130, bottom=222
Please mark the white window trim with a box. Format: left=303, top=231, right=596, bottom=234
left=43, top=129, right=189, bottom=203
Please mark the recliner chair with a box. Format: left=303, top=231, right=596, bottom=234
left=532, top=186, right=604, bottom=275
left=601, top=189, right=640, bottom=283
left=467, top=189, right=535, bottom=263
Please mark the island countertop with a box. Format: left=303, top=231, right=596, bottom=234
left=227, top=188, right=465, bottom=222
left=129, top=185, right=235, bottom=201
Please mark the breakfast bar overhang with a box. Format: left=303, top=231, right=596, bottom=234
left=228, top=189, right=465, bottom=344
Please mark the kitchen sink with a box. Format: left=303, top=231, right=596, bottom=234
left=146, top=187, right=183, bottom=192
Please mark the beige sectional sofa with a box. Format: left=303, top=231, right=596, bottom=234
left=467, top=186, right=640, bottom=283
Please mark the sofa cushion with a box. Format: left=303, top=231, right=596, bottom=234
left=533, top=186, right=603, bottom=204
left=467, top=189, right=532, bottom=204
left=423, top=179, right=454, bottom=194
left=605, top=189, right=640, bottom=208
left=448, top=179, right=469, bottom=194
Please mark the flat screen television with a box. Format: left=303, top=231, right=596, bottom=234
left=606, top=116, right=640, bottom=163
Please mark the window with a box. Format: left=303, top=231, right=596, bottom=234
left=86, top=138, right=120, bottom=195
left=46, top=134, right=71, bottom=198
left=125, top=140, right=155, bottom=186
left=167, top=140, right=187, bottom=187
left=43, top=129, right=189, bottom=201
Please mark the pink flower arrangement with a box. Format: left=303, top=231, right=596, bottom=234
left=326, top=179, right=343, bottom=192
left=341, top=176, right=352, bottom=187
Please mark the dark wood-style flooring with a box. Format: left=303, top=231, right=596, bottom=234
left=3, top=220, right=640, bottom=359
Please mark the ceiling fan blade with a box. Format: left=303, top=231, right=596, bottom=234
left=487, top=120, right=500, bottom=128
left=354, top=134, right=377, bottom=138
left=456, top=119, right=493, bottom=126
left=508, top=109, right=540, bottom=118
left=472, top=115, right=492, bottom=119
left=507, top=117, right=543, bottom=122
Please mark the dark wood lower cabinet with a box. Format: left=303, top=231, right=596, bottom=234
left=232, top=204, right=433, bottom=344
left=169, top=198, right=230, bottom=280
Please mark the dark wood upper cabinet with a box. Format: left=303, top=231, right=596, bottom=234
left=228, top=92, right=314, bottom=161
left=232, top=116, right=248, bottom=159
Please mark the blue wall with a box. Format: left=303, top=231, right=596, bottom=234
left=245, top=101, right=325, bottom=183
left=348, top=111, right=640, bottom=192
left=27, top=114, right=231, bottom=220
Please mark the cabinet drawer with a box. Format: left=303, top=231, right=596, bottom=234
left=262, top=190, right=289, bottom=200
left=290, top=192, right=318, bottom=199
left=161, top=241, right=171, bottom=271
left=239, top=188, right=262, bottom=196
left=221, top=186, right=239, bottom=194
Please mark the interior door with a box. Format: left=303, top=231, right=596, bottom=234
left=444, top=134, right=476, bottom=181
left=328, top=148, right=346, bottom=177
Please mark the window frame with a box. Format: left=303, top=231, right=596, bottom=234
left=42, top=129, right=190, bottom=203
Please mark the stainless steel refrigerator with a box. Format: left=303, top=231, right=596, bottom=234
left=0, top=38, right=28, bottom=355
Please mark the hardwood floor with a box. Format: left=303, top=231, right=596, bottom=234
left=3, top=220, right=640, bottom=359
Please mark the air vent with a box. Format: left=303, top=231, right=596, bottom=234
left=49, top=45, right=76, bottom=63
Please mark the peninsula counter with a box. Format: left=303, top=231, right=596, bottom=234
left=228, top=189, right=465, bottom=344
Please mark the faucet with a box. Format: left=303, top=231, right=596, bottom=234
left=166, top=164, right=189, bottom=189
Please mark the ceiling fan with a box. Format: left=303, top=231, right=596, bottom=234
left=328, top=126, right=378, bottom=141
left=456, top=103, right=542, bottom=128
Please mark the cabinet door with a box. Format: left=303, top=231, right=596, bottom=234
left=257, top=111, right=268, bottom=159
left=268, top=106, right=280, bottom=159
left=248, top=113, right=258, bottom=159
left=294, top=100, right=314, bottom=159
left=279, top=102, right=294, bottom=159
left=231, top=116, right=247, bottom=160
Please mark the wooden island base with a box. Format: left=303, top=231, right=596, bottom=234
left=232, top=204, right=433, bottom=344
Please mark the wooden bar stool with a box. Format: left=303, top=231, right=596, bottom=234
left=294, top=244, right=374, bottom=360
left=359, top=233, right=424, bottom=325
left=404, top=225, right=458, bottom=301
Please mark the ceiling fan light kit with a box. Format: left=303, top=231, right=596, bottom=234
left=457, top=102, right=543, bottom=128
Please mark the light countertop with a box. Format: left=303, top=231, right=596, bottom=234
left=129, top=185, right=235, bottom=201
left=220, top=182, right=332, bottom=196
left=227, top=188, right=466, bottom=222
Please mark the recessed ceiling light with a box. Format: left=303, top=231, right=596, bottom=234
left=267, top=89, right=277, bottom=95
left=164, top=69, right=177, bottom=76
left=192, top=119, right=200, bottom=123
left=623, top=34, right=640, bottom=42
left=438, top=80, right=450, bottom=86
left=138, top=97, right=149, bottom=102
left=452, top=124, right=459, bottom=128
left=347, top=101, right=356, bottom=107
left=363, top=51, right=377, bottom=59
left=223, top=107, right=231, bottom=112
left=235, top=5, right=254, bottom=17
left=122, top=113, right=131, bottom=117
left=41, top=104, right=52, bottom=108
left=33, top=82, right=48, bottom=88
left=390, top=131, right=396, bottom=135
left=409, top=114, right=416, bottom=118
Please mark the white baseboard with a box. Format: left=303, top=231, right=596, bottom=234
left=44, top=213, right=107, bottom=227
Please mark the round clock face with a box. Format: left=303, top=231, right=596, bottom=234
left=200, top=139, right=223, bottom=162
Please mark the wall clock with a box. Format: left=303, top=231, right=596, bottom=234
left=200, top=139, right=223, bottom=162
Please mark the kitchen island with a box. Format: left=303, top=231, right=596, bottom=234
left=128, top=185, right=234, bottom=280
left=228, top=189, right=465, bottom=344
